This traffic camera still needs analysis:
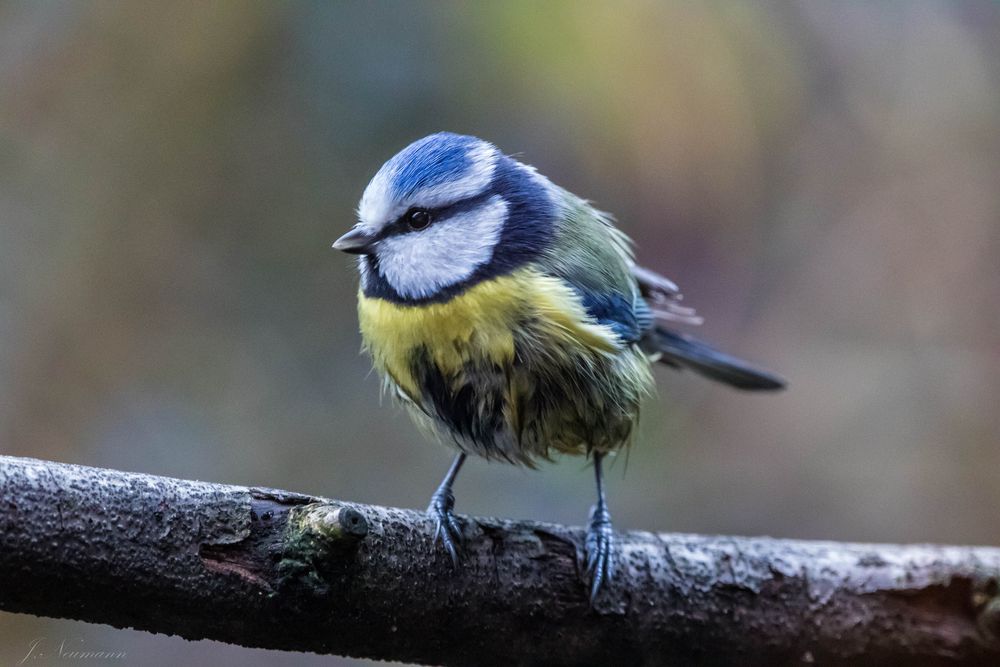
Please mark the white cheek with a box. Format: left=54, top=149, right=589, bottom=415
left=377, top=196, right=508, bottom=300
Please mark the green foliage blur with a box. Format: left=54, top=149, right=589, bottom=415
left=2, top=2, right=999, bottom=665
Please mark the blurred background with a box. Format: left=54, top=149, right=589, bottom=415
left=2, top=1, right=999, bottom=665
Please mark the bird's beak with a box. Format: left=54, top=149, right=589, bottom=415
left=332, top=227, right=376, bottom=254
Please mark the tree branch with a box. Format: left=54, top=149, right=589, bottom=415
left=2, top=455, right=1000, bottom=665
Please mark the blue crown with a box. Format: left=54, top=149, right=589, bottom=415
left=387, top=132, right=482, bottom=201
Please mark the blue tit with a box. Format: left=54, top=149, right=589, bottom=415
left=333, top=132, right=784, bottom=601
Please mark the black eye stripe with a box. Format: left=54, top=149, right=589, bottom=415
left=377, top=191, right=499, bottom=240
left=437, top=190, right=497, bottom=217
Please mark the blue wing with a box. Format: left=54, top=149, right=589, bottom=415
left=573, top=285, right=644, bottom=344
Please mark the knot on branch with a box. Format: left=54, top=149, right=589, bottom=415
left=277, top=503, right=369, bottom=599
left=289, top=504, right=369, bottom=544
left=974, top=580, right=1000, bottom=647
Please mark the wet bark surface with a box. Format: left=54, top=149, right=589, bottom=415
left=2, top=455, right=1000, bottom=666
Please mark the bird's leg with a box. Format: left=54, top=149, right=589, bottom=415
left=584, top=451, right=614, bottom=602
left=427, top=452, right=466, bottom=565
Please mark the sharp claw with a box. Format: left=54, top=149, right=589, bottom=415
left=583, top=506, right=614, bottom=604
left=444, top=539, right=459, bottom=566
left=441, top=527, right=460, bottom=566
left=590, top=567, right=604, bottom=603
left=428, top=492, right=463, bottom=566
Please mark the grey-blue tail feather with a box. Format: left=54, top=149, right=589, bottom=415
left=649, top=328, right=786, bottom=391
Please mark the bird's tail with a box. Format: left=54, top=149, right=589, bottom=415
left=647, top=327, right=786, bottom=391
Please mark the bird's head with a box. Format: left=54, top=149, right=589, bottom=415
left=334, top=132, right=555, bottom=302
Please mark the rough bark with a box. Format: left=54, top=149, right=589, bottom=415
left=2, top=455, right=1000, bottom=666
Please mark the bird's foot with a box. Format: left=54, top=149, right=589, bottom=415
left=584, top=502, right=615, bottom=603
left=427, top=488, right=463, bottom=566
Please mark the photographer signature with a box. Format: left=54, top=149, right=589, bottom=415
left=20, top=638, right=126, bottom=664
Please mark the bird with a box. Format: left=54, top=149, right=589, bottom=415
left=333, top=132, right=785, bottom=602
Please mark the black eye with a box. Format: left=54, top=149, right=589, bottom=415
left=406, top=208, right=432, bottom=231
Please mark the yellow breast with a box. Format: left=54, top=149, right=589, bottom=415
left=357, top=267, right=621, bottom=401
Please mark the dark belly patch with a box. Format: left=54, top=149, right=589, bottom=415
left=407, top=340, right=640, bottom=464
left=413, top=349, right=508, bottom=453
